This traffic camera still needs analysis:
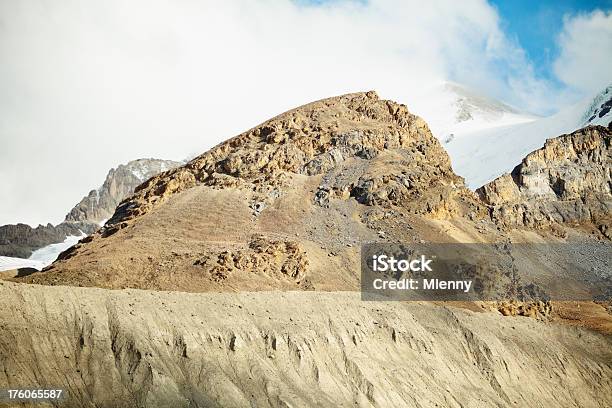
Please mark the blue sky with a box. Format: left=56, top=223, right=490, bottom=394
left=490, top=0, right=612, bottom=86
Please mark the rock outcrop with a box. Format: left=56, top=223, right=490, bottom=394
left=66, top=158, right=181, bottom=224
left=3, top=93, right=612, bottom=408
left=477, top=125, right=611, bottom=230
left=18, top=94, right=612, bottom=299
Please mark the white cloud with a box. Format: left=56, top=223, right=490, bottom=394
left=554, top=10, right=612, bottom=93
left=0, top=0, right=587, bottom=225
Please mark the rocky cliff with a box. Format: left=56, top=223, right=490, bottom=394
left=477, top=125, right=611, bottom=232
left=18, top=92, right=611, bottom=311
left=103, top=91, right=479, bottom=230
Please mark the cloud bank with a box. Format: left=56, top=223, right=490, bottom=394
left=0, top=0, right=609, bottom=225
left=554, top=10, right=612, bottom=93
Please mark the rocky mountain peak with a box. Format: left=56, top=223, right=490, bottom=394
left=25, top=92, right=486, bottom=290
left=105, top=92, right=474, bottom=233
left=0, top=158, right=181, bottom=261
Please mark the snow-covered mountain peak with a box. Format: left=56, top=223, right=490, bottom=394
left=444, top=84, right=612, bottom=190
left=443, top=81, right=522, bottom=121
left=580, top=84, right=612, bottom=127
left=414, top=81, right=538, bottom=144
left=122, top=158, right=179, bottom=183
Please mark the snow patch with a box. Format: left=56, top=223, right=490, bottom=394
left=581, top=85, right=612, bottom=127
left=0, top=233, right=86, bottom=273
left=128, top=161, right=149, bottom=182
left=0, top=256, right=45, bottom=272
left=414, top=81, right=538, bottom=145
left=28, top=233, right=86, bottom=266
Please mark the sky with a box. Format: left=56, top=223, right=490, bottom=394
left=0, top=0, right=611, bottom=226
left=490, top=0, right=612, bottom=85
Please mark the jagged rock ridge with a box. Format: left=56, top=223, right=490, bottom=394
left=4, top=92, right=612, bottom=408
left=0, top=158, right=180, bottom=259
left=477, top=125, right=611, bottom=231
left=19, top=93, right=612, bottom=294
left=66, top=158, right=181, bottom=224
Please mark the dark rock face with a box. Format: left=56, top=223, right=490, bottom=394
left=584, top=85, right=612, bottom=125
left=0, top=158, right=181, bottom=258
left=0, top=222, right=96, bottom=258
left=582, top=85, right=612, bottom=127
left=477, top=125, right=611, bottom=229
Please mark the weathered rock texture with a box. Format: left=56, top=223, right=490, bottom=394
left=477, top=125, right=612, bottom=230
left=105, top=91, right=479, bottom=230
left=3, top=93, right=612, bottom=408
left=66, top=158, right=181, bottom=224
left=0, top=282, right=610, bottom=408
left=17, top=94, right=612, bottom=302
